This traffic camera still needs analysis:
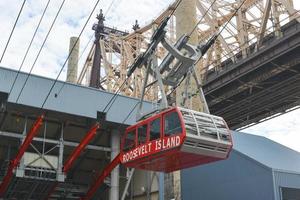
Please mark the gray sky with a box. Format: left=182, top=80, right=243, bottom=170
left=0, top=0, right=299, bottom=152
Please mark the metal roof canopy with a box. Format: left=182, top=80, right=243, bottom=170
left=0, top=66, right=154, bottom=199
left=0, top=66, right=153, bottom=125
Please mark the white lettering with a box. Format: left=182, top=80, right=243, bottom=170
left=122, top=136, right=182, bottom=163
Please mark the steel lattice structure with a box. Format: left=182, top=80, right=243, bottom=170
left=78, top=0, right=299, bottom=101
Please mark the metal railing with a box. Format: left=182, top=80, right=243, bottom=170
left=178, top=107, right=230, bottom=142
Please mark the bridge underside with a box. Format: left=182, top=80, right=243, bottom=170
left=203, top=20, right=300, bottom=130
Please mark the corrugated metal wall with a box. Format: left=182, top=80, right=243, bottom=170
left=181, top=150, right=275, bottom=200
left=273, top=170, right=300, bottom=200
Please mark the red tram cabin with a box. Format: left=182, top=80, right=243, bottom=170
left=120, top=107, right=233, bottom=172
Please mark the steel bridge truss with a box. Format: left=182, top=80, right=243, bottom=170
left=78, top=0, right=299, bottom=100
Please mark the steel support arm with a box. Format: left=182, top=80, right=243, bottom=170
left=81, top=153, right=121, bottom=200
left=63, top=123, right=100, bottom=173
left=45, top=123, right=100, bottom=200
left=0, top=114, right=44, bottom=196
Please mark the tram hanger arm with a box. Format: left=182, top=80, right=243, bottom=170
left=199, top=33, right=218, bottom=58
left=159, top=34, right=189, bottom=73
left=127, top=16, right=171, bottom=77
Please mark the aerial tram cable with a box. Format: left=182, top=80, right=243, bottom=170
left=90, top=0, right=184, bottom=114
left=40, top=0, right=102, bottom=109
left=15, top=0, right=66, bottom=103
left=101, top=0, right=183, bottom=114
left=81, top=0, right=233, bottom=198
left=134, top=0, right=219, bottom=102
left=167, top=0, right=249, bottom=98
left=1, top=0, right=103, bottom=197
left=117, top=0, right=250, bottom=173
left=14, top=0, right=101, bottom=107
left=8, top=0, right=51, bottom=99
left=101, top=0, right=222, bottom=123
left=78, top=0, right=247, bottom=198
left=55, top=0, right=183, bottom=116
left=0, top=0, right=26, bottom=63
left=187, top=0, right=218, bottom=39
left=77, top=34, right=94, bottom=66
left=104, top=0, right=117, bottom=16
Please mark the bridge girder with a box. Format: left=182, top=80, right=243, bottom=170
left=78, top=0, right=300, bottom=128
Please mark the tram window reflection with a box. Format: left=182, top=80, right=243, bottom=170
left=164, top=111, right=182, bottom=136
left=138, top=124, right=148, bottom=145
left=150, top=118, right=161, bottom=140
left=124, top=131, right=136, bottom=151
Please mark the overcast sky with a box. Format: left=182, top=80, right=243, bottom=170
left=0, top=0, right=299, bottom=152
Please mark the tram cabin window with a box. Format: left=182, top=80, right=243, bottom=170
left=138, top=124, right=148, bottom=145
left=124, top=131, right=135, bottom=151
left=164, top=111, right=182, bottom=136
left=150, top=118, right=161, bottom=140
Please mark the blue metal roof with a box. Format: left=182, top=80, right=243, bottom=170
left=233, top=131, right=300, bottom=174
left=0, top=66, right=153, bottom=125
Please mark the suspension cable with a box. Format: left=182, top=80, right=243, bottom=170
left=104, top=0, right=117, bottom=16
left=78, top=34, right=94, bottom=64
left=0, top=0, right=26, bottom=63
left=40, top=0, right=102, bottom=109
left=215, top=0, right=247, bottom=39
left=15, top=0, right=66, bottom=103
left=100, top=0, right=183, bottom=114
left=8, top=0, right=51, bottom=98
left=187, top=0, right=218, bottom=38
left=168, top=0, right=248, bottom=97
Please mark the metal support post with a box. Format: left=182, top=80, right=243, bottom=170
left=110, top=129, right=120, bottom=200
left=57, top=123, right=64, bottom=182
left=137, top=63, right=151, bottom=120
left=146, top=171, right=151, bottom=200
left=159, top=172, right=164, bottom=200
left=46, top=123, right=99, bottom=199
left=0, top=114, right=44, bottom=197
left=154, top=59, right=168, bottom=109
left=16, top=117, right=27, bottom=178
left=121, top=168, right=135, bottom=200
left=90, top=9, right=105, bottom=88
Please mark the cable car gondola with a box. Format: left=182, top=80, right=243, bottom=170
left=120, top=107, right=232, bottom=172
left=81, top=11, right=237, bottom=198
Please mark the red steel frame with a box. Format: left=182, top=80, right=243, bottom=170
left=63, top=123, right=100, bottom=173
left=45, top=123, right=100, bottom=200
left=0, top=114, right=44, bottom=197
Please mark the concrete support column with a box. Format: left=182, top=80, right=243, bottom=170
left=175, top=0, right=203, bottom=111
left=175, top=0, right=197, bottom=43
left=172, top=1, right=198, bottom=199
left=66, top=37, right=79, bottom=83
left=110, top=129, right=120, bottom=200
